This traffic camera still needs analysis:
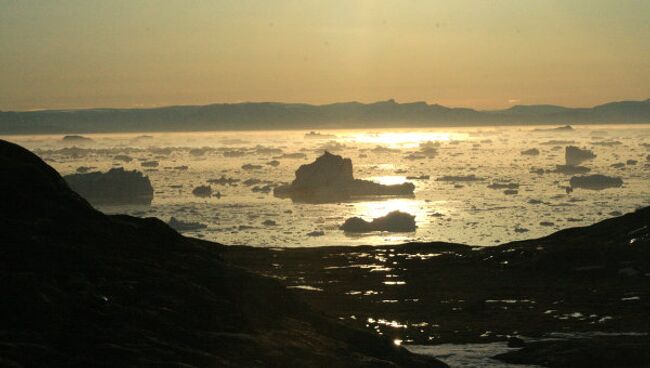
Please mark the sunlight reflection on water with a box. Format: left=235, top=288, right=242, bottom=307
left=6, top=124, right=650, bottom=247
left=342, top=131, right=460, bottom=148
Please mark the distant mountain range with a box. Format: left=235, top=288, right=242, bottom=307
left=1, top=98, right=649, bottom=134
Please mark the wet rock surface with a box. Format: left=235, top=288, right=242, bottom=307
left=64, top=167, right=154, bottom=205
left=274, top=151, right=415, bottom=202
left=0, top=139, right=445, bottom=368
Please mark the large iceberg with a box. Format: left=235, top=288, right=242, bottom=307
left=565, top=146, right=596, bottom=166
left=64, top=168, right=154, bottom=205
left=340, top=211, right=416, bottom=233
left=273, top=151, right=414, bottom=203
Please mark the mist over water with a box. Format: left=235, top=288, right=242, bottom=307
left=7, top=124, right=650, bottom=247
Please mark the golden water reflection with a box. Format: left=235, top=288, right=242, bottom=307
left=343, top=131, right=463, bottom=148
left=371, top=175, right=408, bottom=186
left=353, top=198, right=426, bottom=222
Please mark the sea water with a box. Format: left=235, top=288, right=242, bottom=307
left=5, top=124, right=650, bottom=247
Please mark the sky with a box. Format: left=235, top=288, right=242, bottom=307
left=1, top=0, right=650, bottom=111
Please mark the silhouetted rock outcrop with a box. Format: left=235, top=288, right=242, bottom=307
left=0, top=139, right=445, bottom=368
left=274, top=151, right=415, bottom=202
left=341, top=211, right=417, bottom=233
left=64, top=167, right=154, bottom=205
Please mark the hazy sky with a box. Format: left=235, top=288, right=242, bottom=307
left=2, top=0, right=650, bottom=111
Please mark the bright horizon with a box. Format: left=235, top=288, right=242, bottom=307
left=2, top=0, right=650, bottom=111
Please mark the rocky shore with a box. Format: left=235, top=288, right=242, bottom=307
left=221, top=209, right=650, bottom=367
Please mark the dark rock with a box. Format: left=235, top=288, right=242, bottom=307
left=274, top=152, right=415, bottom=203
left=64, top=168, right=154, bottom=205
left=341, top=211, right=416, bottom=233
left=570, top=175, right=623, bottom=190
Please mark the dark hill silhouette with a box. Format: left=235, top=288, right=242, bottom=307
left=1, top=99, right=649, bottom=134
left=0, top=139, right=444, bottom=368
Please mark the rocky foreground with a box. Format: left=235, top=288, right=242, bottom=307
left=221, top=209, right=650, bottom=367
left=0, top=139, right=444, bottom=367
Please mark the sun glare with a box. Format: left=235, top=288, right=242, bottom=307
left=354, top=198, right=425, bottom=222
left=345, top=131, right=457, bottom=148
